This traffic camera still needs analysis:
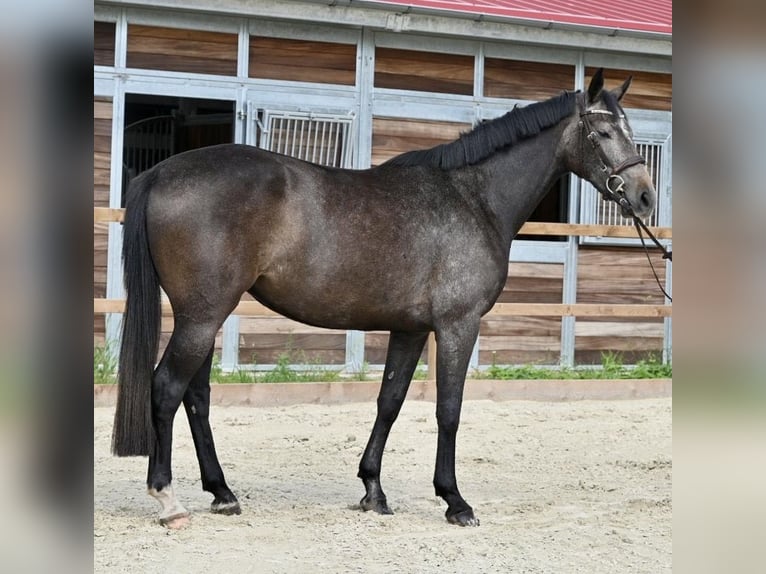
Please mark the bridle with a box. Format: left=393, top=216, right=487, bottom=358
left=579, top=108, right=673, bottom=302
left=579, top=109, right=646, bottom=199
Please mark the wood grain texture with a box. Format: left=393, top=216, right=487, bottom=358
left=585, top=67, right=672, bottom=111
left=126, top=24, right=237, bottom=76
left=484, top=58, right=575, bottom=100
left=249, top=36, right=356, bottom=85
left=577, top=246, right=668, bottom=306
left=371, top=117, right=469, bottom=166
left=94, top=21, right=115, bottom=67
left=374, top=47, right=473, bottom=95
left=94, top=97, right=112, bottom=308
left=364, top=331, right=430, bottom=365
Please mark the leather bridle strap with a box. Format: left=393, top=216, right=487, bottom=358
left=579, top=109, right=646, bottom=203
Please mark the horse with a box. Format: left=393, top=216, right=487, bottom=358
left=112, top=69, right=656, bottom=529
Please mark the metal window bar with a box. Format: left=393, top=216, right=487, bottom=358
left=579, top=140, right=667, bottom=246
left=123, top=115, right=175, bottom=179
left=258, top=110, right=356, bottom=169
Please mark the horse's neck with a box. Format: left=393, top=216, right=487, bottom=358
left=474, top=125, right=568, bottom=246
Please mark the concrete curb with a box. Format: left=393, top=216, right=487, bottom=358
left=94, top=378, right=671, bottom=408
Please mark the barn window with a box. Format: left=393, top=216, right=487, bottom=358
left=254, top=110, right=357, bottom=169
left=579, top=137, right=671, bottom=246
left=121, top=95, right=235, bottom=205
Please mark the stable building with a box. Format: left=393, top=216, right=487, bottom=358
left=94, top=0, right=672, bottom=371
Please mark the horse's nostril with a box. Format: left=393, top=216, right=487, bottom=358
left=640, top=191, right=651, bottom=207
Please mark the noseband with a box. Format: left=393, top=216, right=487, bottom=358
left=579, top=109, right=646, bottom=205
left=579, top=108, right=673, bottom=301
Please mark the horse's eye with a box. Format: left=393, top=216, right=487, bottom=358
left=598, top=130, right=611, bottom=138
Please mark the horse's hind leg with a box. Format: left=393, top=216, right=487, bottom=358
left=358, top=331, right=428, bottom=514
left=182, top=346, right=241, bottom=515
left=147, top=318, right=221, bottom=528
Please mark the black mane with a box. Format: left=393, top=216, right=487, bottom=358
left=385, top=90, right=578, bottom=170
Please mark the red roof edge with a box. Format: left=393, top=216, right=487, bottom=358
left=363, top=1, right=672, bottom=36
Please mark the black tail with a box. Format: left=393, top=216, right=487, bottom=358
left=112, top=170, right=160, bottom=456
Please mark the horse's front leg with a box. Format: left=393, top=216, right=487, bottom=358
left=182, top=346, right=240, bottom=516
left=358, top=331, right=429, bottom=514
left=433, top=319, right=481, bottom=526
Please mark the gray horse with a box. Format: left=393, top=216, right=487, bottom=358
left=112, top=69, right=655, bottom=528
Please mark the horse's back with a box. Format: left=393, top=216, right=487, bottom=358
left=138, top=144, right=505, bottom=331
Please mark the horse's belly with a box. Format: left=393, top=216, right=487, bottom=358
left=249, top=274, right=432, bottom=332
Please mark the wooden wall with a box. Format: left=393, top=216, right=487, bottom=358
left=94, top=21, right=115, bottom=67
left=375, top=47, right=474, bottom=95
left=481, top=262, right=564, bottom=365
left=249, top=36, right=356, bottom=85
left=585, top=67, right=672, bottom=111
left=371, top=117, right=470, bottom=166
left=484, top=59, right=575, bottom=100
left=94, top=97, right=112, bottom=345
left=126, top=25, right=238, bottom=76
left=235, top=293, right=346, bottom=366
left=575, top=246, right=667, bottom=363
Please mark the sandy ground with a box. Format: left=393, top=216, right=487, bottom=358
left=94, top=398, right=671, bottom=573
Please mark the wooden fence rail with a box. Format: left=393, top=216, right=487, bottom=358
left=93, top=298, right=670, bottom=318
left=95, top=206, right=671, bottom=320
left=95, top=206, right=671, bottom=377
left=94, top=207, right=673, bottom=239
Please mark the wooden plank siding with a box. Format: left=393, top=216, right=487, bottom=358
left=480, top=262, right=563, bottom=365
left=94, top=21, right=116, bottom=67
left=364, top=332, right=431, bottom=366
left=371, top=117, right=470, bottom=166
left=575, top=246, right=667, bottom=363
left=94, top=96, right=112, bottom=345
left=484, top=59, right=575, bottom=100
left=374, top=48, right=474, bottom=95
left=249, top=36, right=356, bottom=85
left=126, top=25, right=238, bottom=76
left=236, top=293, right=346, bottom=365
left=585, top=67, right=672, bottom=111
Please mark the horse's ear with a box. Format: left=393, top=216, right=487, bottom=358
left=587, top=68, right=605, bottom=103
left=612, top=76, right=633, bottom=101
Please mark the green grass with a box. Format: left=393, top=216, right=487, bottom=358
left=412, top=360, right=429, bottom=380
left=94, top=347, right=670, bottom=384
left=481, top=351, right=671, bottom=380
left=211, top=353, right=342, bottom=384
left=94, top=344, right=118, bottom=384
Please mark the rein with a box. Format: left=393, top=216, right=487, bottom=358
left=579, top=109, right=673, bottom=302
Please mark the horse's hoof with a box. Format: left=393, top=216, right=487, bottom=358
left=211, top=500, right=241, bottom=515
left=160, top=512, right=191, bottom=529
left=447, top=508, right=480, bottom=527
left=360, top=496, right=393, bottom=515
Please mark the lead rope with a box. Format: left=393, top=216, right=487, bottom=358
left=632, top=214, right=672, bottom=302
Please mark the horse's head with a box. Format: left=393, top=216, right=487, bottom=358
left=565, top=69, right=656, bottom=219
